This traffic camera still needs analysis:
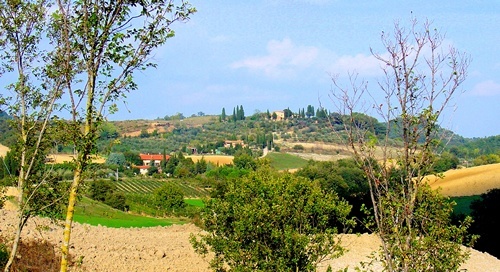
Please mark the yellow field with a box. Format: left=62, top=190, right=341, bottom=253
left=46, top=154, right=106, bottom=164
left=427, top=163, right=500, bottom=196
left=0, top=143, right=10, bottom=157
left=187, top=155, right=234, bottom=166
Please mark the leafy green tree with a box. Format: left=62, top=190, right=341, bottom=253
left=106, top=152, right=126, bottom=166
left=272, top=112, right=277, bottom=120
left=330, top=18, right=473, bottom=271
left=432, top=152, right=459, bottom=173
left=306, top=105, right=315, bottom=118
left=104, top=192, right=128, bottom=211
left=0, top=0, right=67, bottom=269
left=221, top=107, right=226, bottom=121
left=297, top=159, right=371, bottom=232
left=52, top=0, right=196, bottom=270
left=148, top=166, right=159, bottom=176
left=473, top=154, right=500, bottom=166
left=195, top=157, right=207, bottom=174
left=99, top=122, right=119, bottom=139
left=140, top=129, right=150, bottom=138
left=191, top=167, right=352, bottom=271
left=123, top=151, right=142, bottom=166
left=87, top=180, right=128, bottom=211
left=283, top=107, right=292, bottom=119
left=87, top=180, right=116, bottom=202
left=232, top=107, right=237, bottom=122
left=153, top=183, right=186, bottom=213
left=0, top=151, right=19, bottom=180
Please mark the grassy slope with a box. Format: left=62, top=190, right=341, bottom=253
left=74, top=197, right=187, bottom=228
left=266, top=152, right=308, bottom=171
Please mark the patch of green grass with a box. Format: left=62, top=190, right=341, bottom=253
left=450, top=195, right=481, bottom=215
left=185, top=198, right=205, bottom=207
left=266, top=152, right=308, bottom=170
left=74, top=197, right=186, bottom=228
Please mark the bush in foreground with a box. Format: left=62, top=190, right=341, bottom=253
left=191, top=167, right=352, bottom=271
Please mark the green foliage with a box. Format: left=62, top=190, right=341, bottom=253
left=205, top=166, right=250, bottom=181
left=104, top=192, right=128, bottom=211
left=293, top=144, right=305, bottom=151
left=191, top=167, right=352, bottom=272
left=0, top=151, right=19, bottom=180
left=0, top=242, right=9, bottom=268
left=106, top=152, right=126, bottom=166
left=265, top=152, right=308, bottom=170
left=432, top=152, right=459, bottom=173
left=123, top=151, right=142, bottom=166
left=99, top=122, right=119, bottom=140
left=140, top=129, right=150, bottom=138
left=372, top=184, right=473, bottom=271
left=296, top=159, right=371, bottom=232
left=153, top=183, right=186, bottom=213
left=232, top=153, right=257, bottom=170
left=469, top=189, right=500, bottom=258
left=473, top=154, right=500, bottom=166
left=87, top=180, right=128, bottom=211
left=88, top=180, right=116, bottom=202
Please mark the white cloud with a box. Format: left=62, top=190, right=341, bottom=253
left=328, top=53, right=384, bottom=77
left=231, top=38, right=319, bottom=78
left=471, top=80, right=500, bottom=96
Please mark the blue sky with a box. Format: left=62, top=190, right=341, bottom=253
left=117, top=0, right=500, bottom=138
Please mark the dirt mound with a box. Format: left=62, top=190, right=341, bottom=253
left=428, top=163, right=500, bottom=196
left=0, top=210, right=498, bottom=272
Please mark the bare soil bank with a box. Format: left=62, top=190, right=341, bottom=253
left=1, top=210, right=499, bottom=272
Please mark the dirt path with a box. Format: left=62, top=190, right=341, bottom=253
left=0, top=210, right=498, bottom=272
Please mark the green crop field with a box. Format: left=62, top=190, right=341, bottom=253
left=115, top=178, right=210, bottom=198
left=266, top=152, right=308, bottom=170
left=74, top=197, right=187, bottom=228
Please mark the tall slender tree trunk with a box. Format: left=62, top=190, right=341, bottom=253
left=60, top=164, right=83, bottom=272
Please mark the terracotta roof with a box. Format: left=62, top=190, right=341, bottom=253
left=139, top=154, right=170, bottom=161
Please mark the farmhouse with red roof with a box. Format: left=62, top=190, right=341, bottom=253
left=137, top=153, right=170, bottom=175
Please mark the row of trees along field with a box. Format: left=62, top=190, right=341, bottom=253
left=1, top=8, right=500, bottom=272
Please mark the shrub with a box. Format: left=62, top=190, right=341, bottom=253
left=191, top=167, right=352, bottom=271
left=86, top=180, right=128, bottom=211
left=87, top=180, right=116, bottom=202
left=105, top=192, right=129, bottom=211
left=293, top=144, right=304, bottom=151
left=153, top=183, right=186, bottom=213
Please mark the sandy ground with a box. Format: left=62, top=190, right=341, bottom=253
left=0, top=209, right=499, bottom=272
